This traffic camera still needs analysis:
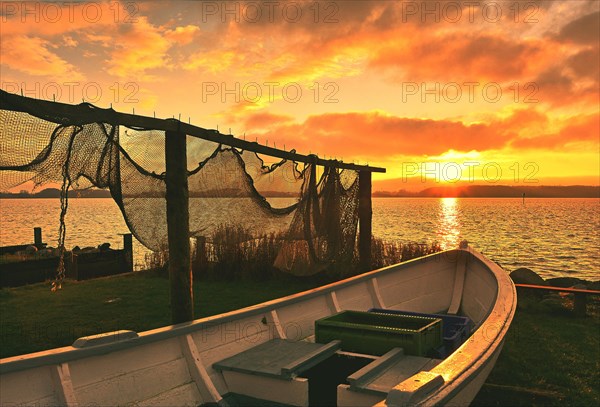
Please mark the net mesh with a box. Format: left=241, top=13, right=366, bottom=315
left=0, top=91, right=360, bottom=277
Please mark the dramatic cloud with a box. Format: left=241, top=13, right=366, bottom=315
left=567, top=47, right=600, bottom=81
left=0, top=35, right=84, bottom=81
left=244, top=112, right=295, bottom=129
left=105, top=17, right=173, bottom=79
left=164, top=25, right=200, bottom=45
left=556, top=11, right=600, bottom=45
left=244, top=112, right=516, bottom=159
left=243, top=107, right=598, bottom=162
left=532, top=66, right=599, bottom=108
left=0, top=0, right=597, bottom=185
left=370, top=32, right=553, bottom=83
left=511, top=113, right=600, bottom=149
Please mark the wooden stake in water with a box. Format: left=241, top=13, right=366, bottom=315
left=34, top=227, right=43, bottom=248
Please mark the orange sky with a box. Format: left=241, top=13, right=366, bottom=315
left=1, top=0, right=598, bottom=191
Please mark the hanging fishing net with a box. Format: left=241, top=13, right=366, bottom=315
left=0, top=90, right=360, bottom=278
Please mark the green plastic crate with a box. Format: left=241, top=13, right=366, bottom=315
left=315, top=310, right=443, bottom=356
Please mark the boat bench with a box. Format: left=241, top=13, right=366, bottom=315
left=213, top=339, right=341, bottom=406
left=213, top=338, right=341, bottom=380
left=337, top=347, right=442, bottom=406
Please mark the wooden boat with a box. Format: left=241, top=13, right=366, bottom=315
left=0, top=243, right=516, bottom=406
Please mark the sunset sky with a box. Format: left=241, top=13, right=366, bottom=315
left=1, top=0, right=598, bottom=191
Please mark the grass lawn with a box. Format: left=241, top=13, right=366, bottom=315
left=472, top=295, right=600, bottom=406
left=0, top=270, right=321, bottom=358
left=1, top=272, right=598, bottom=406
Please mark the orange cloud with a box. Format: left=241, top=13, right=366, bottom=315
left=244, top=112, right=294, bottom=129
left=0, top=1, right=129, bottom=37
left=556, top=11, right=600, bottom=45
left=532, top=65, right=599, bottom=108
left=0, top=35, right=84, bottom=81
left=164, top=25, right=200, bottom=45
left=1, top=0, right=598, bottom=187
left=370, top=32, right=552, bottom=83
left=511, top=113, right=600, bottom=150
left=242, top=107, right=599, bottom=161
left=106, top=17, right=172, bottom=79
left=243, top=111, right=518, bottom=159
left=567, top=47, right=600, bottom=81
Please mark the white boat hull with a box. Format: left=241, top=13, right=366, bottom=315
left=0, top=246, right=516, bottom=406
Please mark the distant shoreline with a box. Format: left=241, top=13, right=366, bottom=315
left=373, top=185, right=599, bottom=198
left=1, top=185, right=599, bottom=199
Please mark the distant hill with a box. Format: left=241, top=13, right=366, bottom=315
left=373, top=185, right=600, bottom=198
left=0, top=188, right=112, bottom=199
left=0, top=188, right=300, bottom=199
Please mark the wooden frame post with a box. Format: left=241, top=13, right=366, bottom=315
left=359, top=171, right=372, bottom=272
left=165, top=130, right=193, bottom=323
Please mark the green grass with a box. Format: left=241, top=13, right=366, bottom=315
left=472, top=295, right=600, bottom=406
left=0, top=270, right=320, bottom=358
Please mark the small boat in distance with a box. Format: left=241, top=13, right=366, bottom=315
left=0, top=242, right=516, bottom=406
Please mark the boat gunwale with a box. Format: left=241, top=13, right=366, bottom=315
left=0, top=249, right=451, bottom=374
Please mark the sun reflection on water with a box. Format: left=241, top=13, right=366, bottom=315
left=437, top=197, right=461, bottom=250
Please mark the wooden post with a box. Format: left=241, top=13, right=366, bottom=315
left=122, top=233, right=133, bottom=273
left=359, top=171, right=372, bottom=272
left=165, top=130, right=193, bottom=324
left=34, top=227, right=43, bottom=248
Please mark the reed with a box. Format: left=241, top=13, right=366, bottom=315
left=370, top=238, right=442, bottom=270
left=206, top=225, right=280, bottom=280
left=141, top=226, right=442, bottom=281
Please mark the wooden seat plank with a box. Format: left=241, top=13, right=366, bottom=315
left=213, top=339, right=341, bottom=379
left=349, top=354, right=442, bottom=396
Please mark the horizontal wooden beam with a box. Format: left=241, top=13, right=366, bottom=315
left=0, top=90, right=386, bottom=173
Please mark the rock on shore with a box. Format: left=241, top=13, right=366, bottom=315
left=509, top=268, right=598, bottom=289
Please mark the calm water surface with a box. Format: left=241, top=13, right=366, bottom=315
left=1, top=197, right=598, bottom=279
left=374, top=198, right=599, bottom=280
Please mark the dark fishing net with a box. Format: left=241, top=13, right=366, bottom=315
left=0, top=90, right=359, bottom=277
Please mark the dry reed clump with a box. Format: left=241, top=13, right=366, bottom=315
left=205, top=225, right=280, bottom=281
left=369, top=238, right=442, bottom=270
left=144, top=226, right=442, bottom=281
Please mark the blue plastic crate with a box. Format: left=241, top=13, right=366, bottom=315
left=369, top=309, right=472, bottom=357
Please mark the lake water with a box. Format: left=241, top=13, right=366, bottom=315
left=0, top=198, right=598, bottom=280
